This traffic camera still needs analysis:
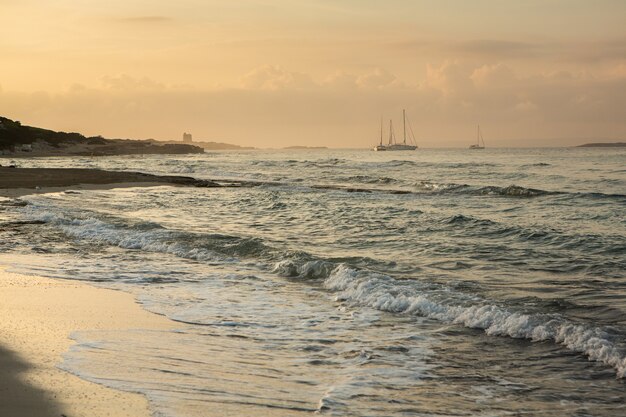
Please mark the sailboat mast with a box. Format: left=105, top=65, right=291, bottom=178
left=380, top=117, right=383, bottom=146
left=389, top=119, right=393, bottom=145
left=403, top=109, right=406, bottom=145
left=480, top=126, right=485, bottom=147
left=477, top=124, right=480, bottom=146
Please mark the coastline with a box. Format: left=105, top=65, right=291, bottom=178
left=0, top=266, right=177, bottom=417
left=0, top=167, right=221, bottom=198
left=0, top=181, right=172, bottom=198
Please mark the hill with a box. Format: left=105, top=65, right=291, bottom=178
left=0, top=117, right=204, bottom=156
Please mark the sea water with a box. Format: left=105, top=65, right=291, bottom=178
left=1, top=148, right=625, bottom=416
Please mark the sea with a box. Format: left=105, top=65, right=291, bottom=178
left=1, top=147, right=625, bottom=417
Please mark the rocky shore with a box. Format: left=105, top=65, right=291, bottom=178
left=0, top=116, right=205, bottom=157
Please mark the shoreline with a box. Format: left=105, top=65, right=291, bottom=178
left=0, top=181, right=174, bottom=198
left=0, top=167, right=221, bottom=198
left=0, top=265, right=177, bottom=417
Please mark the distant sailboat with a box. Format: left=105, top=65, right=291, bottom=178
left=373, top=117, right=386, bottom=151
left=469, top=124, right=486, bottom=149
left=373, top=110, right=418, bottom=151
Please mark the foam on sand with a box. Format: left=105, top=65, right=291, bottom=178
left=0, top=265, right=176, bottom=417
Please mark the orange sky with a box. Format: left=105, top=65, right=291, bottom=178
left=1, top=0, right=625, bottom=147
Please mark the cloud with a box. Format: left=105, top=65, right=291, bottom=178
left=424, top=61, right=475, bottom=97
left=453, top=39, right=544, bottom=59
left=391, top=37, right=626, bottom=64
left=241, top=66, right=410, bottom=91
left=471, top=63, right=517, bottom=87
left=323, top=72, right=359, bottom=90
left=562, top=38, right=626, bottom=63
left=515, top=100, right=538, bottom=112
left=356, top=68, right=400, bottom=90
left=116, top=16, right=172, bottom=24
left=1, top=64, right=626, bottom=148
left=240, top=65, right=317, bottom=90
left=391, top=38, right=546, bottom=61
left=101, top=74, right=166, bottom=91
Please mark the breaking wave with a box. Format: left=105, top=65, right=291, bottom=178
left=411, top=181, right=624, bottom=200
left=24, top=206, right=272, bottom=265
left=251, top=158, right=348, bottom=168
left=414, top=181, right=468, bottom=193
left=324, top=265, right=626, bottom=378
left=384, top=160, right=500, bottom=169
left=345, top=175, right=398, bottom=185
left=521, top=162, right=551, bottom=167
left=410, top=181, right=556, bottom=197
left=16, top=197, right=626, bottom=378
left=269, top=257, right=626, bottom=378
left=23, top=195, right=624, bottom=280
left=474, top=185, right=556, bottom=197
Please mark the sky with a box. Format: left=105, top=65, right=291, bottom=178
left=1, top=0, right=625, bottom=148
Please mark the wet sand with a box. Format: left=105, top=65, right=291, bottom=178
left=0, top=166, right=197, bottom=416
left=0, top=266, right=177, bottom=417
left=0, top=167, right=219, bottom=197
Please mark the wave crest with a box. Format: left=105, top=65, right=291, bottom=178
left=325, top=265, right=626, bottom=378
left=475, top=185, right=555, bottom=197
left=273, top=259, right=335, bottom=279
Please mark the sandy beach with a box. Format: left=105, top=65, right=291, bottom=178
left=2, top=2, right=625, bottom=414
left=1, top=148, right=625, bottom=416
left=0, top=171, right=180, bottom=416
left=0, top=266, right=176, bottom=417
left=0, top=167, right=220, bottom=198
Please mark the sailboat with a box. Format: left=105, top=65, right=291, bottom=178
left=469, top=124, right=485, bottom=149
left=373, top=109, right=418, bottom=151
left=373, top=117, right=386, bottom=151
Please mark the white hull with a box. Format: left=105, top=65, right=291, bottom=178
left=470, top=125, right=486, bottom=149
left=387, top=144, right=417, bottom=151
left=372, top=110, right=418, bottom=151
left=373, top=144, right=417, bottom=151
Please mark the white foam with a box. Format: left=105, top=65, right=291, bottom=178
left=415, top=181, right=464, bottom=192
left=25, top=204, right=223, bottom=263
left=23, top=202, right=626, bottom=378
left=325, top=264, right=626, bottom=378
left=273, top=259, right=334, bottom=279
left=170, top=166, right=195, bottom=174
